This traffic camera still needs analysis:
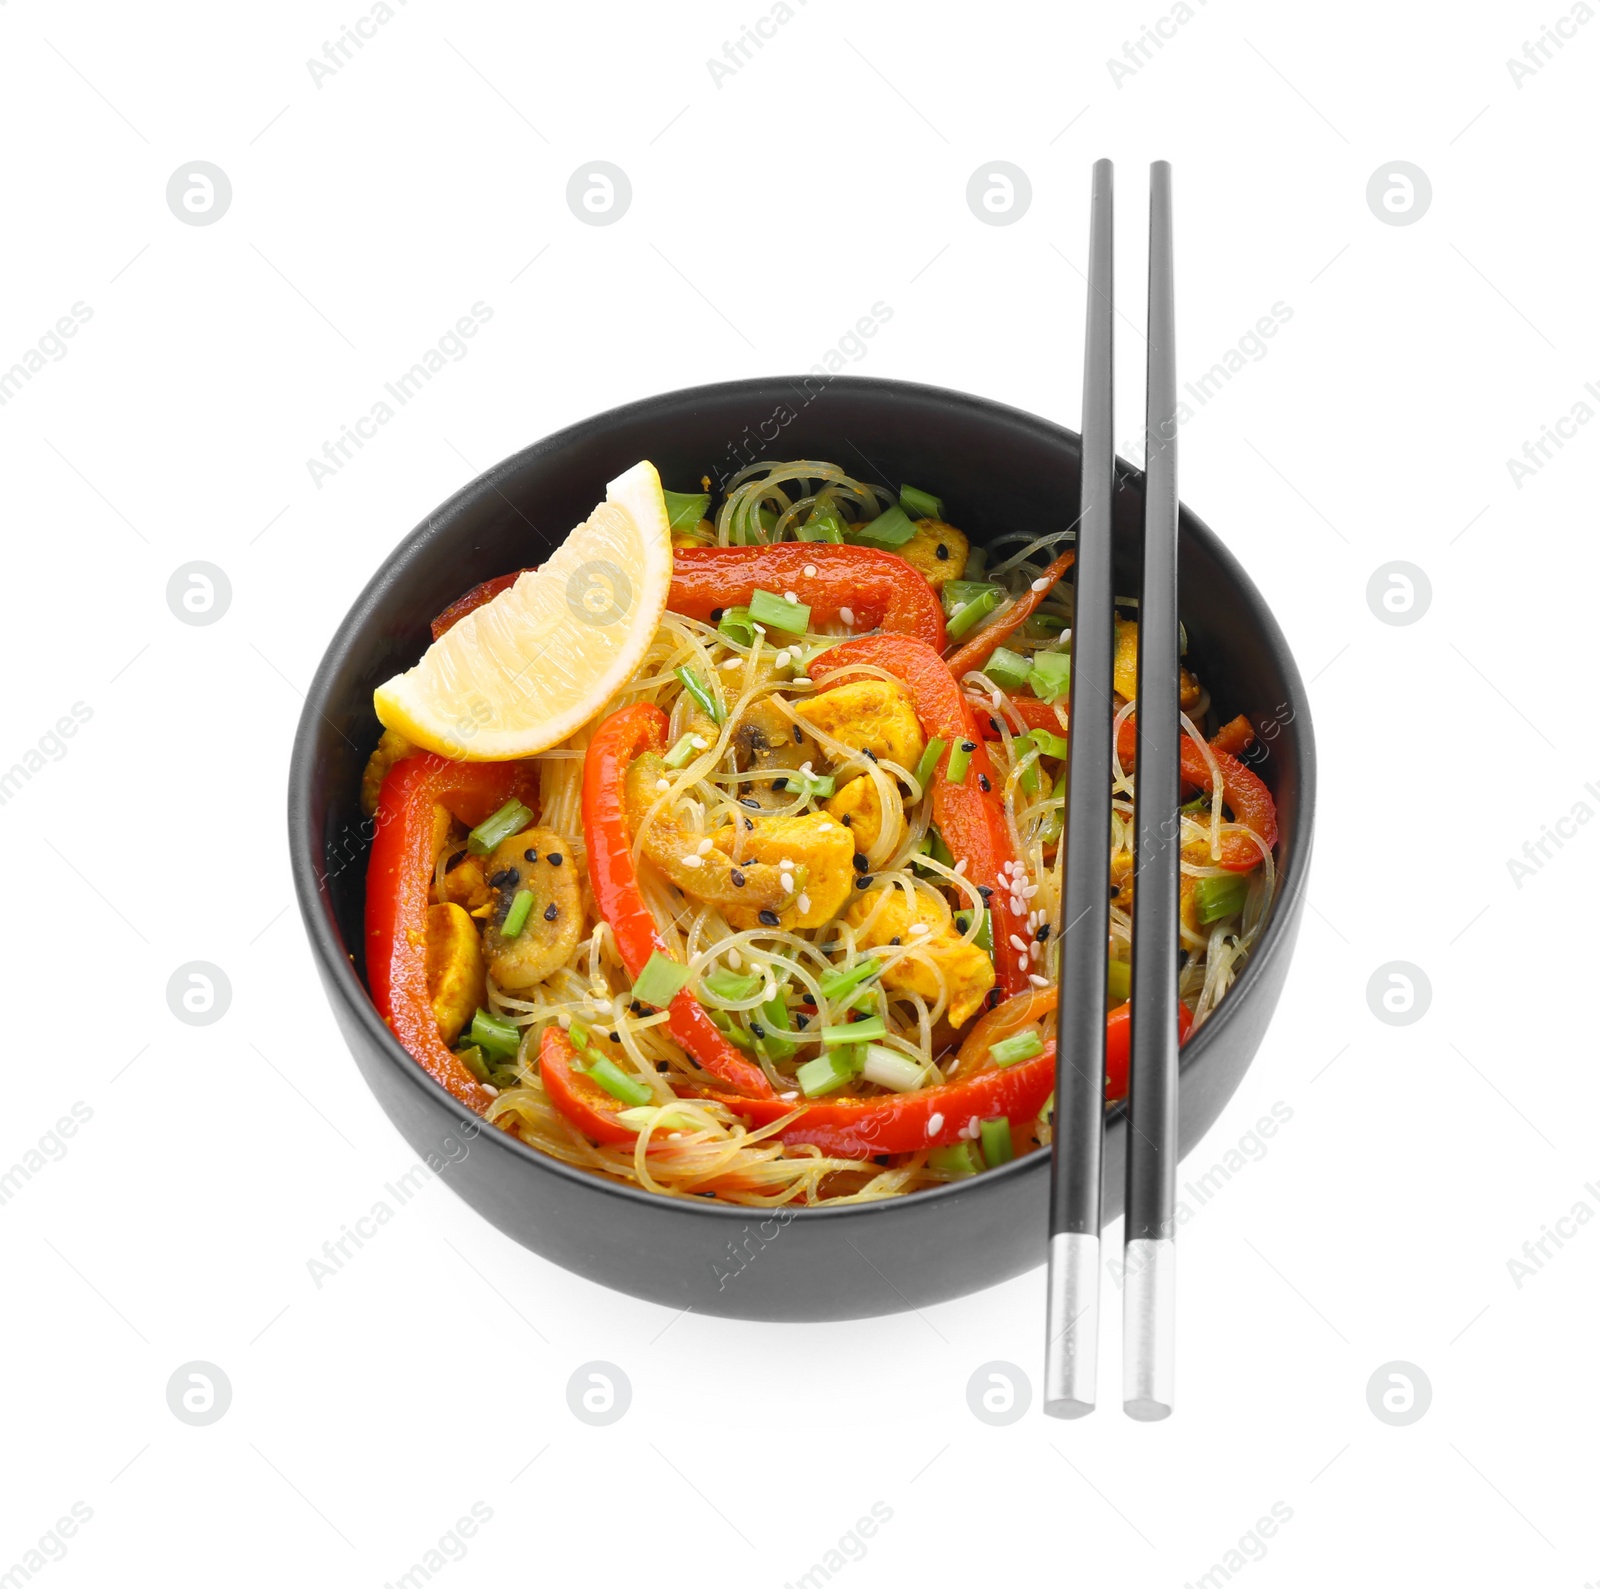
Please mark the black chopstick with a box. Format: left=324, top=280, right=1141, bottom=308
left=1044, top=157, right=1117, bottom=1419
left=1123, top=161, right=1181, bottom=1421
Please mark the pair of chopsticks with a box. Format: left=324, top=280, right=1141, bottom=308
left=1044, top=160, right=1181, bottom=1421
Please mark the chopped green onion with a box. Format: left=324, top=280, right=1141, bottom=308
left=500, top=889, right=534, bottom=939
left=818, top=958, right=881, bottom=1001
left=899, top=484, right=944, bottom=521
left=1194, top=872, right=1250, bottom=924
left=983, top=647, right=1034, bottom=692
left=914, top=825, right=954, bottom=871
left=979, top=1116, right=1014, bottom=1168
left=616, top=1102, right=703, bottom=1132
left=928, top=1142, right=982, bottom=1177
left=989, top=1029, right=1044, bottom=1068
left=632, top=950, right=691, bottom=1009
left=663, top=489, right=710, bottom=531
left=717, top=606, right=757, bottom=648
left=748, top=586, right=811, bottom=635
left=663, top=734, right=698, bottom=770
left=754, top=996, right=798, bottom=1061
left=913, top=736, right=947, bottom=795
left=1023, top=610, right=1070, bottom=638
left=965, top=546, right=988, bottom=579
left=1018, top=751, right=1042, bottom=797
left=1030, top=650, right=1072, bottom=704
left=953, top=908, right=993, bottom=955
left=708, top=1008, right=756, bottom=1050
left=944, top=739, right=974, bottom=785
left=945, top=585, right=1004, bottom=641
left=583, top=1055, right=653, bottom=1107
left=569, top=1021, right=591, bottom=1052
left=757, top=505, right=780, bottom=538
left=860, top=1044, right=927, bottom=1092
left=674, top=665, right=723, bottom=725
left=797, top=503, right=846, bottom=543
left=467, top=799, right=532, bottom=856
left=794, top=770, right=836, bottom=802
left=470, top=1009, right=521, bottom=1060
left=1106, top=959, right=1131, bottom=1006
left=455, top=1044, right=491, bottom=1084
left=852, top=503, right=918, bottom=548
left=942, top=579, right=1000, bottom=615
left=1026, top=727, right=1070, bottom=760
left=822, top=1016, right=886, bottom=1046
left=703, top=968, right=763, bottom=1003
left=488, top=1066, right=521, bottom=1089
left=797, top=1048, right=862, bottom=1097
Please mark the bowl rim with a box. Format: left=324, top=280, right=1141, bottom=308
left=288, top=373, right=1316, bottom=1225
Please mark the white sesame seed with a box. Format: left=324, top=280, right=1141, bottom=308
left=952, top=857, right=969, bottom=876
left=800, top=761, right=813, bottom=775
left=1031, top=942, right=1042, bottom=962
left=668, top=1131, right=682, bottom=1139
left=690, top=735, right=708, bottom=749
left=1001, top=859, right=1016, bottom=874
left=681, top=853, right=704, bottom=868
left=784, top=590, right=799, bottom=604
left=803, top=564, right=818, bottom=578
left=1009, top=934, right=1028, bottom=952
left=797, top=893, right=811, bottom=913
left=1031, top=577, right=1050, bottom=592
left=1009, top=897, right=1026, bottom=915
left=727, top=949, right=742, bottom=969
left=951, top=601, right=966, bottom=616
left=779, top=857, right=794, bottom=870
left=1020, top=883, right=1039, bottom=899
left=775, top=649, right=792, bottom=668
left=968, top=1116, right=979, bottom=1136
left=655, top=777, right=670, bottom=791
left=840, top=607, right=855, bottom=626
left=780, top=1090, right=799, bottom=1101
left=927, top=1113, right=944, bottom=1136
left=781, top=873, right=795, bottom=892
left=696, top=837, right=712, bottom=855
left=792, top=676, right=812, bottom=686
left=909, top=922, right=931, bottom=935
left=1029, top=973, right=1051, bottom=987
left=558, top=1013, right=572, bottom=1029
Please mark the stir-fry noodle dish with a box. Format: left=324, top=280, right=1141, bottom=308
left=361, top=459, right=1278, bottom=1207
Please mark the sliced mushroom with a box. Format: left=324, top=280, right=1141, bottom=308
left=481, top=827, right=582, bottom=992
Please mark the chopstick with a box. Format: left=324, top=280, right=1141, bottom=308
left=1044, top=157, right=1117, bottom=1419
left=1123, top=160, right=1181, bottom=1421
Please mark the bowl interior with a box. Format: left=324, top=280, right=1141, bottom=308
left=296, top=375, right=1312, bottom=1117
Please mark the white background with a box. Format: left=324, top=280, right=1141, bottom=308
left=3, top=0, right=1596, bottom=1583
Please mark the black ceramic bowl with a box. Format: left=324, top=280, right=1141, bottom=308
left=288, top=376, right=1315, bottom=1322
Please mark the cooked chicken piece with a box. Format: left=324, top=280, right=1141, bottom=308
left=440, top=852, right=492, bottom=914
left=711, top=811, right=855, bottom=931
left=824, top=772, right=905, bottom=858
left=896, top=518, right=970, bottom=592
left=1113, top=618, right=1201, bottom=711
left=1111, top=848, right=1134, bottom=912
left=480, top=827, right=583, bottom=992
left=361, top=728, right=417, bottom=816
left=793, top=680, right=925, bottom=771
left=843, top=887, right=994, bottom=1027
left=626, top=752, right=790, bottom=912
left=426, top=902, right=484, bottom=1044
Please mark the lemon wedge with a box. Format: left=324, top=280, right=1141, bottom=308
left=374, top=460, right=672, bottom=760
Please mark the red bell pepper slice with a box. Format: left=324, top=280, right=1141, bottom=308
left=809, top=634, right=1030, bottom=999
left=669, top=544, right=947, bottom=652
left=944, top=548, right=1076, bottom=678
left=366, top=752, right=537, bottom=1112
left=582, top=703, right=775, bottom=1098
left=537, top=1026, right=646, bottom=1144
left=429, top=569, right=537, bottom=639
left=1115, top=715, right=1278, bottom=871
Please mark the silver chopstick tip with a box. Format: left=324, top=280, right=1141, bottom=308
left=1122, top=1235, right=1175, bottom=1420
left=1043, top=1230, right=1099, bottom=1417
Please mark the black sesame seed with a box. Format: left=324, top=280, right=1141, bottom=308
left=740, top=797, right=761, bottom=809
left=710, top=607, right=724, bottom=622
left=750, top=1023, right=766, bottom=1040
left=840, top=814, right=852, bottom=827
left=1036, top=923, right=1051, bottom=942
left=987, top=989, right=1002, bottom=1009
left=855, top=875, right=873, bottom=890
left=889, top=936, right=902, bottom=946
left=960, top=740, right=975, bottom=753
left=864, top=748, right=878, bottom=762
left=489, top=867, right=519, bottom=889
left=656, top=1061, right=671, bottom=1072
left=1109, top=884, right=1120, bottom=898
left=544, top=902, right=559, bottom=921
left=978, top=774, right=991, bottom=792
left=936, top=542, right=950, bottom=560
left=523, top=847, right=539, bottom=863
left=608, top=1031, right=621, bottom=1043
left=731, top=869, right=746, bottom=887
left=988, top=716, right=1001, bottom=734
left=630, top=1000, right=646, bottom=1016
left=446, top=848, right=468, bottom=870
left=852, top=853, right=869, bottom=873
left=793, top=724, right=804, bottom=743
left=794, top=1013, right=809, bottom=1029
left=759, top=909, right=781, bottom=926
left=772, top=777, right=788, bottom=791
left=977, top=885, right=994, bottom=900
left=547, top=853, right=563, bottom=867
left=744, top=817, right=755, bottom=831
